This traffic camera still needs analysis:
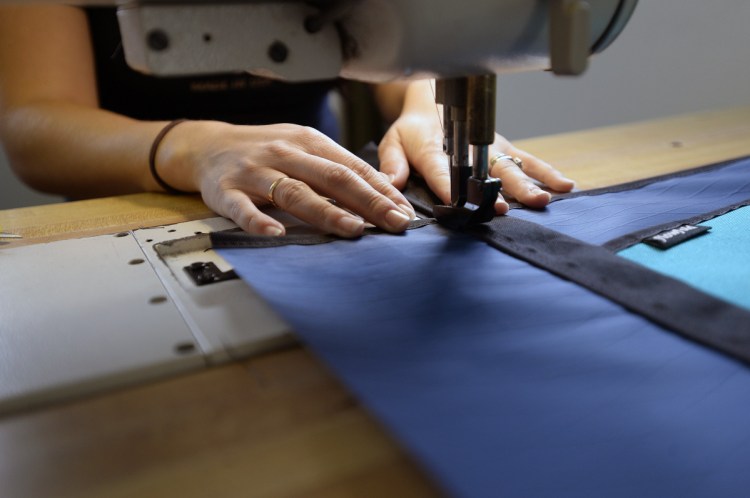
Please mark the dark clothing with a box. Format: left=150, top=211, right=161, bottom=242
left=84, top=7, right=339, bottom=139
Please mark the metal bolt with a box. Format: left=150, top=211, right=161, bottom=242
left=304, top=16, right=322, bottom=34
left=147, top=29, right=170, bottom=51
left=268, top=41, right=289, bottom=63
left=174, top=342, right=196, bottom=355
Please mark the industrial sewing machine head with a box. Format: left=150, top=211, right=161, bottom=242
left=117, top=0, right=638, bottom=228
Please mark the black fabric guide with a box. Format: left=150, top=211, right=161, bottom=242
left=210, top=218, right=435, bottom=249
left=467, top=216, right=750, bottom=365
left=402, top=179, right=441, bottom=218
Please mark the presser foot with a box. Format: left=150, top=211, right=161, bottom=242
left=433, top=177, right=501, bottom=230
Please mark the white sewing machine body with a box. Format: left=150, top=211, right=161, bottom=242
left=117, top=0, right=637, bottom=81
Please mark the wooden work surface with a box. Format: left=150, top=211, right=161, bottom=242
left=1, top=106, right=749, bottom=497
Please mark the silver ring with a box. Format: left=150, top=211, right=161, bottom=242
left=267, top=176, right=290, bottom=207
left=490, top=153, right=523, bottom=171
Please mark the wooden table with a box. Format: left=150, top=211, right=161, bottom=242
left=1, top=107, right=749, bottom=497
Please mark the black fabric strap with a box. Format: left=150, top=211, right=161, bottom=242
left=211, top=218, right=434, bottom=249
left=466, top=215, right=750, bottom=364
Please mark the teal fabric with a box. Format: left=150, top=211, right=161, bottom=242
left=620, top=205, right=750, bottom=311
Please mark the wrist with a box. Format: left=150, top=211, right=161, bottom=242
left=152, top=119, right=228, bottom=194
left=401, top=80, right=439, bottom=116
left=148, top=119, right=192, bottom=194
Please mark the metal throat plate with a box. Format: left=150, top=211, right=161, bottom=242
left=0, top=217, right=293, bottom=415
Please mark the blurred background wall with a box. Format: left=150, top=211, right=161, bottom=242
left=498, top=0, right=750, bottom=139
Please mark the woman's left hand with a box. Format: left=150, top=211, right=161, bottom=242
left=377, top=83, right=575, bottom=214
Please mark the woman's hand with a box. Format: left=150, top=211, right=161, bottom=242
left=377, top=82, right=575, bottom=214
left=155, top=120, right=415, bottom=238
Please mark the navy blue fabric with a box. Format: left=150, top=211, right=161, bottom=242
left=510, top=156, right=750, bottom=245
left=219, top=222, right=750, bottom=498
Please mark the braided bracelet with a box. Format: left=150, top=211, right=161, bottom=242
left=149, top=119, right=193, bottom=195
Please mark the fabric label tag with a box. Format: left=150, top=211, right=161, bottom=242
left=643, top=224, right=710, bottom=249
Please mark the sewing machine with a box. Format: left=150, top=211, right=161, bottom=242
left=0, top=0, right=638, bottom=414
left=117, top=0, right=638, bottom=226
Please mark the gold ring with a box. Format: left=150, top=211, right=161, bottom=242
left=267, top=176, right=290, bottom=207
left=490, top=153, right=523, bottom=171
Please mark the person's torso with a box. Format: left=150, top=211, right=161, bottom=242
left=85, top=7, right=338, bottom=137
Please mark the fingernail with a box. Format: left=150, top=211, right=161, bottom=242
left=263, top=225, right=284, bottom=236
left=398, top=203, right=415, bottom=220
left=495, top=198, right=510, bottom=215
left=556, top=173, right=576, bottom=187
left=385, top=208, right=411, bottom=230
left=382, top=172, right=396, bottom=184
left=338, top=216, right=365, bottom=236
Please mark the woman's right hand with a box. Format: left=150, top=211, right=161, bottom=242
left=0, top=4, right=407, bottom=236
left=155, top=120, right=415, bottom=238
